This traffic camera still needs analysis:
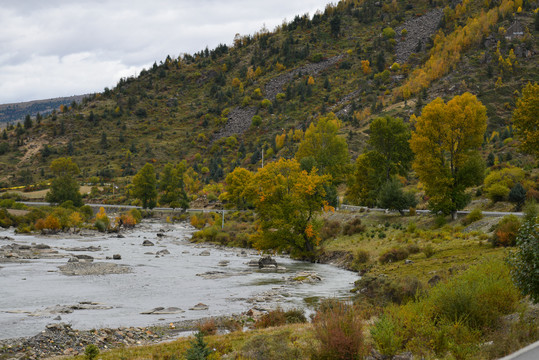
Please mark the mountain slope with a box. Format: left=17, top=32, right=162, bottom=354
left=0, top=0, right=537, bottom=193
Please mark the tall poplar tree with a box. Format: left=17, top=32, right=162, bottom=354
left=410, top=93, right=487, bottom=219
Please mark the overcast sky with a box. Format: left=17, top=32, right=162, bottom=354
left=0, top=0, right=330, bottom=104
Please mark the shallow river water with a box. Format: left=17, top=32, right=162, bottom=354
left=0, top=220, right=358, bottom=340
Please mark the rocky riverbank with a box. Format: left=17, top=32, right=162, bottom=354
left=0, top=314, right=251, bottom=360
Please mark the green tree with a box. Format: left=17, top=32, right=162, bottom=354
left=185, top=332, right=211, bottom=360
left=159, top=162, right=189, bottom=209
left=377, top=178, right=417, bottom=215
left=410, top=93, right=487, bottom=219
left=295, top=113, right=350, bottom=184
left=330, top=15, right=341, bottom=37
left=133, top=163, right=157, bottom=209
left=46, top=157, right=83, bottom=207
left=24, top=114, right=32, bottom=129
left=508, top=183, right=526, bottom=211
left=245, top=158, right=332, bottom=259
left=347, top=117, right=412, bottom=206
left=507, top=218, right=539, bottom=303
left=368, top=116, right=413, bottom=181
left=512, top=82, right=539, bottom=158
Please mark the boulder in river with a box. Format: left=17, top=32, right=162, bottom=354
left=142, top=240, right=155, bottom=246
left=58, top=262, right=131, bottom=276
left=189, top=303, right=209, bottom=311
left=258, top=256, right=278, bottom=269
left=141, top=307, right=184, bottom=315
left=156, top=249, right=170, bottom=256
left=199, top=250, right=210, bottom=256
left=112, top=254, right=122, bottom=260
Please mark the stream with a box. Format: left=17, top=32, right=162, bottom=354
left=0, top=220, right=358, bottom=340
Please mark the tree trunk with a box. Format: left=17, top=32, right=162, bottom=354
left=451, top=210, right=458, bottom=221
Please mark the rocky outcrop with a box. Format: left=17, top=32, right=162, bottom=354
left=214, top=54, right=345, bottom=140
left=264, top=54, right=345, bottom=100
left=214, top=106, right=257, bottom=140
left=395, top=9, right=443, bottom=64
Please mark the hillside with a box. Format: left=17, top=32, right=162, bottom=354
left=0, top=0, right=537, bottom=202
left=0, top=95, right=86, bottom=125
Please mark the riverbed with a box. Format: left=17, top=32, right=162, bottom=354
left=0, top=220, right=358, bottom=340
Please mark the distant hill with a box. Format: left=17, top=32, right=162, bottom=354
left=0, top=95, right=87, bottom=124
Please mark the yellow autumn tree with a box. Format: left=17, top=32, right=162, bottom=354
left=244, top=158, right=332, bottom=259
left=512, top=82, right=539, bottom=157
left=361, top=60, right=371, bottom=75
left=295, top=113, right=350, bottom=184
left=222, top=167, right=253, bottom=209
left=410, top=93, right=487, bottom=219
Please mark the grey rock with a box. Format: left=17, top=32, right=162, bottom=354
left=142, top=240, right=154, bottom=246
left=258, top=256, right=277, bottom=269
left=199, top=250, right=210, bottom=256
left=156, top=249, right=170, bottom=256
left=112, top=254, right=122, bottom=260
left=189, top=303, right=209, bottom=311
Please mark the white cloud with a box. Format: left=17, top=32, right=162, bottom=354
left=0, top=0, right=329, bottom=104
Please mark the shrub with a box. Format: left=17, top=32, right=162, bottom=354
left=185, top=332, right=211, bottom=360
left=434, top=215, right=446, bottom=228
left=379, top=247, right=409, bottom=264
left=507, top=219, right=539, bottom=303
left=84, top=344, right=99, bottom=360
left=428, top=260, right=519, bottom=330
left=342, top=218, right=365, bottom=236
left=197, top=319, right=217, bottom=335
left=284, top=308, right=307, bottom=324
left=463, top=209, right=483, bottom=225
left=94, top=219, right=106, bottom=232
left=487, top=183, right=510, bottom=202
left=129, top=208, right=142, bottom=223
left=370, top=313, right=403, bottom=357
left=355, top=249, right=370, bottom=264
left=313, top=301, right=368, bottom=359
left=251, top=115, right=262, bottom=127
left=255, top=309, right=287, bottom=329
left=492, top=215, right=521, bottom=247
left=240, top=331, right=298, bottom=360
left=420, top=245, right=434, bottom=259
left=372, top=260, right=519, bottom=358
left=320, top=220, right=341, bottom=241
left=406, top=244, right=420, bottom=254
left=79, top=205, right=94, bottom=221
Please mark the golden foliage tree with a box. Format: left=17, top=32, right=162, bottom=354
left=512, top=82, right=539, bottom=157
left=245, top=158, right=332, bottom=259
left=410, top=93, right=487, bottom=219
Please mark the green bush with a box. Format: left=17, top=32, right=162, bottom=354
left=94, top=219, right=107, bottom=232
left=487, top=183, right=510, bottom=202
left=379, top=247, right=409, bottom=264
left=422, top=244, right=435, bottom=258
left=463, top=209, right=483, bottom=225
left=507, top=219, right=539, bottom=303
left=84, top=344, right=99, bottom=360
left=370, top=313, right=403, bottom=357
left=371, top=260, right=519, bottom=358
left=251, top=115, right=262, bottom=127
left=428, top=260, right=519, bottom=329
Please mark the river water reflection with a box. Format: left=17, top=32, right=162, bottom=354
left=0, top=220, right=358, bottom=339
